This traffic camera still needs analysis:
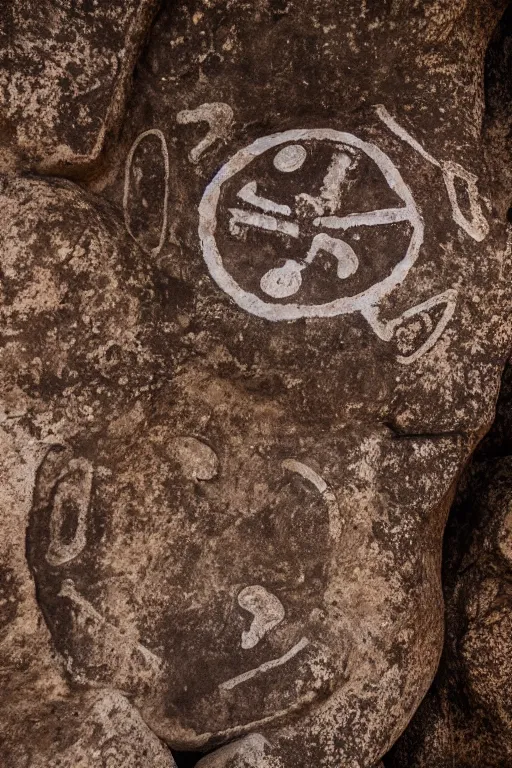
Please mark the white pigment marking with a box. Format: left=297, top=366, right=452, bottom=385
left=301, top=150, right=354, bottom=216
left=171, top=437, right=218, bottom=481
left=361, top=288, right=458, bottom=362
left=238, top=585, right=286, bottom=649
left=59, top=579, right=162, bottom=670
left=229, top=208, right=300, bottom=238
left=46, top=458, right=93, bottom=567
left=281, top=459, right=341, bottom=544
left=319, top=150, right=353, bottom=213
left=376, top=104, right=489, bottom=242
left=219, top=637, right=309, bottom=691
left=177, top=102, right=234, bottom=164
left=123, top=129, right=170, bottom=257
left=273, top=144, right=308, bottom=172
left=375, top=105, right=439, bottom=167
left=395, top=289, right=457, bottom=365
left=260, top=260, right=305, bottom=298
left=237, top=181, right=292, bottom=216
left=305, top=234, right=359, bottom=279
left=315, top=206, right=411, bottom=230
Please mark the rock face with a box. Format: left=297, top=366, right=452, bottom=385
left=385, top=363, right=512, bottom=768
left=1, top=2, right=512, bottom=767
left=4, top=689, right=178, bottom=768
left=0, top=0, right=158, bottom=175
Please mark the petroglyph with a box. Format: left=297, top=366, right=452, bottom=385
left=177, top=102, right=234, bottom=164
left=59, top=579, right=162, bottom=672
left=237, top=586, right=286, bottom=650
left=46, top=459, right=93, bottom=567
left=282, top=459, right=341, bottom=544
left=219, top=638, right=310, bottom=691
left=376, top=105, right=489, bottom=242
left=123, top=128, right=170, bottom=256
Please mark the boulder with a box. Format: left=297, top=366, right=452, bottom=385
left=1, top=2, right=512, bottom=767
left=384, top=363, right=512, bottom=768
left=0, top=0, right=158, bottom=175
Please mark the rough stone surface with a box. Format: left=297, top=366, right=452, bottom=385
left=2, top=689, right=178, bottom=768
left=384, top=362, right=512, bottom=767
left=1, top=2, right=512, bottom=767
left=0, top=0, right=159, bottom=175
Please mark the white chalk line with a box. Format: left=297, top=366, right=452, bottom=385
left=238, top=585, right=285, bottom=650
left=229, top=208, right=300, bottom=238
left=376, top=104, right=489, bottom=242
left=123, top=129, right=170, bottom=257
left=315, top=206, right=412, bottom=230
left=281, top=459, right=342, bottom=544
left=177, top=102, right=234, bottom=164
left=237, top=181, right=292, bottom=217
left=219, top=637, right=309, bottom=691
left=59, top=579, right=162, bottom=670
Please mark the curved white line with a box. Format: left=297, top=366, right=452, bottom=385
left=396, top=289, right=458, bottom=365
left=219, top=637, right=309, bottom=691
left=282, top=459, right=342, bottom=544
left=123, top=129, right=170, bottom=257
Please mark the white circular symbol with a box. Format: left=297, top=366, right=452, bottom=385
left=198, top=129, right=424, bottom=322
left=273, top=144, right=308, bottom=173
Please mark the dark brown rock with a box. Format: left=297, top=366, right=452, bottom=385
left=1, top=2, right=512, bottom=767
left=384, top=427, right=512, bottom=767
left=0, top=0, right=159, bottom=176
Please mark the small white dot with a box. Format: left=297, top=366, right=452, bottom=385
left=273, top=144, right=307, bottom=173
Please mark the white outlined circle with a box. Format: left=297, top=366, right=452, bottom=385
left=198, top=129, right=424, bottom=322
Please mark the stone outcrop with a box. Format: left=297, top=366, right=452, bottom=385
left=1, top=2, right=512, bottom=767
left=0, top=0, right=158, bottom=175
left=384, top=363, right=512, bottom=768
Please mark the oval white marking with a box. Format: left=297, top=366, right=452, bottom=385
left=123, top=129, right=170, bottom=257
left=273, top=144, right=308, bottom=173
left=46, top=458, right=93, bottom=567
left=260, top=260, right=305, bottom=298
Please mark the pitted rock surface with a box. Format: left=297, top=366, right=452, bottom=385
left=0, top=0, right=158, bottom=175
left=384, top=363, right=512, bottom=768
left=1, top=2, right=512, bottom=768
left=3, top=689, right=178, bottom=768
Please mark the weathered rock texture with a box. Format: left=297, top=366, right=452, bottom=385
left=384, top=361, right=512, bottom=768
left=1, top=1, right=512, bottom=767
left=0, top=0, right=159, bottom=175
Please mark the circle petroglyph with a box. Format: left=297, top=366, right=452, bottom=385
left=198, top=129, right=424, bottom=322
left=273, top=144, right=308, bottom=173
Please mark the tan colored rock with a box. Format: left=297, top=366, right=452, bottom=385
left=2, top=689, right=178, bottom=768
left=385, top=366, right=512, bottom=768
left=0, top=0, right=158, bottom=175
left=1, top=2, right=512, bottom=768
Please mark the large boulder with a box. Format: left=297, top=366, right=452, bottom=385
left=385, top=364, right=512, bottom=767
left=1, top=2, right=512, bottom=767
left=0, top=0, right=158, bottom=175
